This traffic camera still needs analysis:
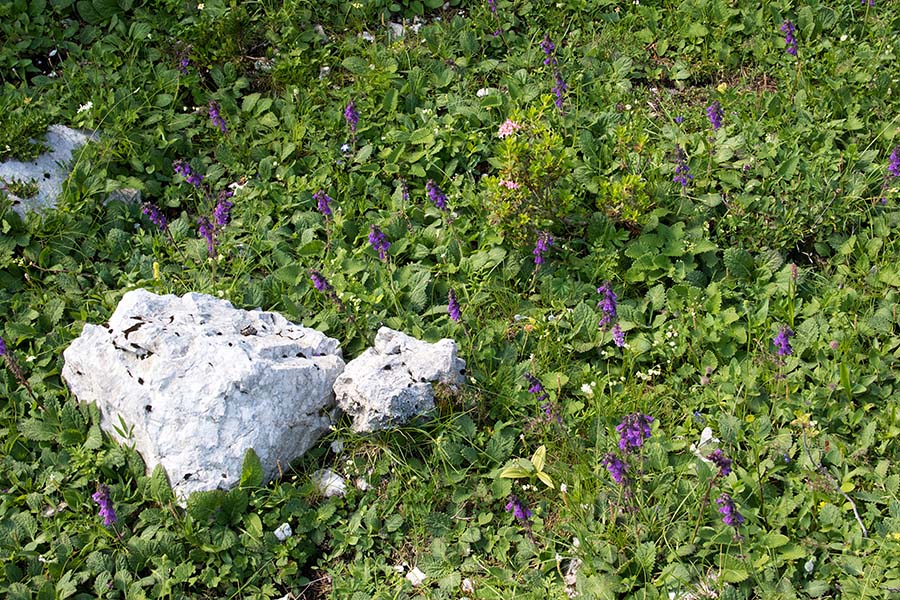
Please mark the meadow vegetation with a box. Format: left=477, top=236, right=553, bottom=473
left=2, top=0, right=900, bottom=597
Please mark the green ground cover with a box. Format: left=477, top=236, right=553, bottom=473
left=2, top=0, right=900, bottom=597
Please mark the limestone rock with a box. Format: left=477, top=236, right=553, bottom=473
left=334, top=327, right=465, bottom=432
left=0, top=125, right=96, bottom=216
left=61, top=289, right=344, bottom=503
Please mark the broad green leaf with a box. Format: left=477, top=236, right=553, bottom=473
left=531, top=445, right=546, bottom=473
left=240, top=448, right=264, bottom=489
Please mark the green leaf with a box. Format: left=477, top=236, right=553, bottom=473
left=20, top=417, right=57, bottom=441
left=149, top=464, right=173, bottom=504
left=723, top=247, right=754, bottom=281
left=531, top=445, right=546, bottom=472
left=536, top=471, right=554, bottom=489
left=498, top=465, right=532, bottom=479
left=240, top=448, right=264, bottom=489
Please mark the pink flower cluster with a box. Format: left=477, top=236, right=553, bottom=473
left=499, top=179, right=519, bottom=189
left=497, top=119, right=522, bottom=138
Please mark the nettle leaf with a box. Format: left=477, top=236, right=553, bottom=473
left=240, top=448, right=264, bottom=489
left=19, top=417, right=57, bottom=441
left=723, top=247, right=754, bottom=281
left=149, top=464, right=173, bottom=504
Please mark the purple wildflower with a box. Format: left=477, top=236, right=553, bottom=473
left=92, top=484, right=117, bottom=527
left=213, top=191, right=234, bottom=227
left=487, top=0, right=497, bottom=13
left=611, top=323, right=625, bottom=348
left=706, top=101, right=724, bottom=130
left=888, top=146, right=900, bottom=178
left=673, top=145, right=693, bottom=186
left=310, top=269, right=331, bottom=292
left=533, top=231, right=553, bottom=265
left=597, top=282, right=618, bottom=329
left=505, top=495, right=532, bottom=522
left=0, top=336, right=6, bottom=356
left=773, top=325, right=794, bottom=356
left=716, top=493, right=744, bottom=527
left=707, top=449, right=733, bottom=477
left=314, top=190, right=333, bottom=217
left=524, top=373, right=549, bottom=403
left=603, top=453, right=628, bottom=484
left=173, top=160, right=204, bottom=188
left=448, top=289, right=461, bottom=322
left=142, top=202, right=167, bottom=231
left=675, top=115, right=684, bottom=124
left=781, top=21, right=798, bottom=56
left=208, top=100, right=227, bottom=134
left=426, top=180, right=448, bottom=210
left=861, top=0, right=873, bottom=6
left=197, top=216, right=216, bottom=256
left=616, top=413, right=654, bottom=453
left=344, top=100, right=359, bottom=134
left=179, top=57, right=190, bottom=74
left=368, top=225, right=390, bottom=261
left=540, top=35, right=556, bottom=66
left=400, top=179, right=409, bottom=202
left=552, top=69, right=567, bottom=110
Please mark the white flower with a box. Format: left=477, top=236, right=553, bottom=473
left=461, top=577, right=474, bottom=593
left=77, top=101, right=93, bottom=114
left=273, top=522, right=292, bottom=541
left=340, top=143, right=351, bottom=153
left=406, top=566, right=426, bottom=586
left=197, top=2, right=204, bottom=9
left=580, top=383, right=594, bottom=397
left=355, top=477, right=369, bottom=491
left=476, top=88, right=490, bottom=97
left=560, top=483, right=568, bottom=493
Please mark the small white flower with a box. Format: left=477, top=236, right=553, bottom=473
left=340, top=143, right=351, bottom=153
left=581, top=383, right=594, bottom=397
left=273, top=522, right=292, bottom=541
left=25, top=355, right=36, bottom=363
left=394, top=563, right=406, bottom=573
left=77, top=101, right=93, bottom=114
left=197, top=2, right=204, bottom=9
left=355, top=477, right=369, bottom=491
left=476, top=88, right=490, bottom=97
left=406, top=566, right=426, bottom=586
left=560, top=483, right=568, bottom=493
left=572, top=536, right=580, bottom=548
left=461, top=577, right=474, bottom=593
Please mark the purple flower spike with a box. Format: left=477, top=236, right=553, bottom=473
left=888, top=146, right=900, bottom=178
left=344, top=100, right=359, bottom=134
left=597, top=282, right=618, bottom=329
left=426, top=180, right=448, bottom=211
left=524, top=373, right=549, bottom=403
left=673, top=145, right=693, bottom=187
left=368, top=225, right=390, bottom=261
left=197, top=216, right=216, bottom=256
left=505, top=494, right=532, bottom=522
left=707, top=449, right=733, bottom=477
left=314, top=190, right=333, bottom=217
left=142, top=202, right=167, bottom=231
left=540, top=35, right=556, bottom=66
left=310, top=269, right=331, bottom=292
left=213, top=192, right=234, bottom=227
left=781, top=20, right=798, bottom=56
left=616, top=413, right=654, bottom=453
left=487, top=0, right=497, bottom=13
left=173, top=160, right=204, bottom=188
left=706, top=101, right=724, bottom=130
left=612, top=323, right=625, bottom=348
left=0, top=336, right=6, bottom=356
left=208, top=100, right=227, bottom=134
left=716, top=493, right=744, bottom=527
left=448, top=289, right=461, bottom=322
left=533, top=231, right=553, bottom=265
left=773, top=325, right=794, bottom=356
left=92, top=484, right=117, bottom=526
left=552, top=69, right=567, bottom=110
left=603, top=453, right=628, bottom=484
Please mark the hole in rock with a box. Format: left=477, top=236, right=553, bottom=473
left=144, top=405, right=152, bottom=412
left=138, top=377, right=144, bottom=385
left=183, top=473, right=192, bottom=480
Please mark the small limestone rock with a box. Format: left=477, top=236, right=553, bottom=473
left=334, top=327, right=465, bottom=432
left=0, top=125, right=96, bottom=216
left=273, top=522, right=293, bottom=541
left=62, top=289, right=344, bottom=503
left=406, top=566, right=427, bottom=587
left=311, top=469, right=346, bottom=497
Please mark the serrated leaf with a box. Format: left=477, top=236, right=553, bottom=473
left=384, top=513, right=404, bottom=532
left=19, top=417, right=57, bottom=441
left=723, top=247, right=755, bottom=280
left=720, top=568, right=749, bottom=583
left=240, top=448, right=264, bottom=489
left=149, top=464, right=173, bottom=504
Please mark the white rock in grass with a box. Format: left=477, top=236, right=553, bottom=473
left=61, top=289, right=344, bottom=504
left=273, top=522, right=292, bottom=541
left=311, top=469, right=346, bottom=498
left=333, top=327, right=465, bottom=432
left=406, top=566, right=427, bottom=587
